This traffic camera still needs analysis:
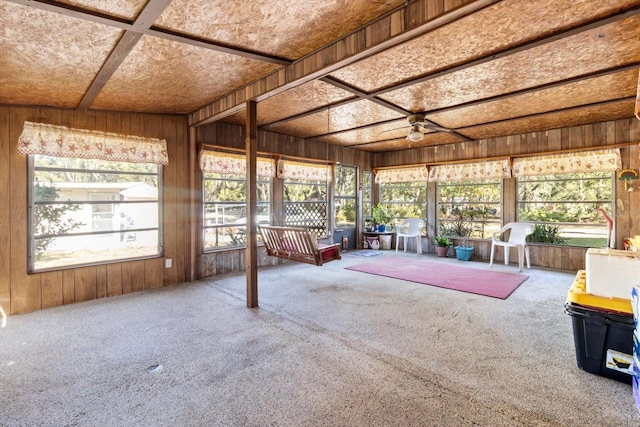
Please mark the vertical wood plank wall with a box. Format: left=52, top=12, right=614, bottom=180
left=0, top=107, right=190, bottom=315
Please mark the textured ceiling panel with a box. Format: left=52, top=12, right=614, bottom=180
left=0, top=2, right=121, bottom=107
left=330, top=0, right=639, bottom=92
left=154, top=0, right=406, bottom=59
left=267, top=99, right=404, bottom=138
left=380, top=16, right=640, bottom=113
left=91, top=35, right=280, bottom=114
left=315, top=119, right=413, bottom=145
left=427, top=69, right=639, bottom=129
left=258, top=80, right=355, bottom=125
left=459, top=99, right=636, bottom=141
left=54, top=0, right=146, bottom=20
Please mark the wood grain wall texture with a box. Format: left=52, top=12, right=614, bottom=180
left=0, top=107, right=190, bottom=315
left=374, top=118, right=640, bottom=271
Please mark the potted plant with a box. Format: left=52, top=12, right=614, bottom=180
left=372, top=203, right=393, bottom=232
left=435, top=236, right=451, bottom=257
left=455, top=235, right=474, bottom=261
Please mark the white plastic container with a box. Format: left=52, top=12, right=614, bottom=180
left=586, top=248, right=640, bottom=300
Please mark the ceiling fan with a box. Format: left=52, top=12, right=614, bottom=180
left=404, top=114, right=451, bottom=142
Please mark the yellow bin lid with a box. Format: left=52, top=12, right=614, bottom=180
left=566, top=270, right=633, bottom=314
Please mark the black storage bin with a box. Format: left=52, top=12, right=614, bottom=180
left=565, top=302, right=635, bottom=384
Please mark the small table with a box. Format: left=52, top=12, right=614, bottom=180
left=363, top=230, right=395, bottom=250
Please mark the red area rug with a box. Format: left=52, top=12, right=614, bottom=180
left=345, top=256, right=528, bottom=299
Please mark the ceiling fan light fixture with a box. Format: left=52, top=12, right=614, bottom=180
left=407, top=126, right=423, bottom=142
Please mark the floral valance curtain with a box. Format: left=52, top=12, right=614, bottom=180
left=374, top=166, right=428, bottom=183
left=511, top=148, right=621, bottom=177
left=277, top=159, right=332, bottom=182
left=199, top=151, right=275, bottom=177
left=428, top=159, right=511, bottom=182
left=18, top=121, right=168, bottom=165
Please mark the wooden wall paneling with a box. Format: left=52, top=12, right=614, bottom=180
left=62, top=269, right=75, bottom=304
left=9, top=107, right=41, bottom=314
left=0, top=106, right=10, bottom=313
left=547, top=246, right=563, bottom=270
left=106, top=263, right=123, bottom=297
left=74, top=266, right=97, bottom=303
left=629, top=119, right=640, bottom=237
left=73, top=109, right=97, bottom=132
left=144, top=258, right=164, bottom=290
left=501, top=178, right=516, bottom=224
left=96, top=264, right=107, bottom=299
left=174, top=115, right=189, bottom=284
left=162, top=115, right=178, bottom=286
left=547, top=128, right=562, bottom=152
left=40, top=271, right=63, bottom=309
left=569, top=247, right=587, bottom=271
left=121, top=262, right=132, bottom=294
left=130, top=260, right=145, bottom=292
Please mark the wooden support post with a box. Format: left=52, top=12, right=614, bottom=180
left=246, top=100, right=258, bottom=308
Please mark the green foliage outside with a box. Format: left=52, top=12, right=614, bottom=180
left=526, top=224, right=568, bottom=245
left=372, top=203, right=393, bottom=226
left=34, top=182, right=84, bottom=260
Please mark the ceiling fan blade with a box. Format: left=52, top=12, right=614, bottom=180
left=417, top=123, right=452, bottom=133
left=380, top=125, right=408, bottom=134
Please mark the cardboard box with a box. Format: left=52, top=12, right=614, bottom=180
left=586, top=248, right=640, bottom=300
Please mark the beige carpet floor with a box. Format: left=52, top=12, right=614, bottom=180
left=1, top=251, right=639, bottom=426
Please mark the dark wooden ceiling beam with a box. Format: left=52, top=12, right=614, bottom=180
left=260, top=97, right=359, bottom=129
left=425, top=63, right=640, bottom=116
left=189, top=0, right=501, bottom=126
left=5, top=0, right=290, bottom=65
left=77, top=0, right=174, bottom=109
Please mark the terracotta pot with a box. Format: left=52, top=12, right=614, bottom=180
left=436, top=246, right=449, bottom=257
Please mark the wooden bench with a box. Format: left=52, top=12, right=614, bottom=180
left=258, top=225, right=341, bottom=266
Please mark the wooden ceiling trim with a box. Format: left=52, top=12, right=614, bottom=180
left=371, top=4, right=640, bottom=99
left=78, top=0, right=173, bottom=109
left=459, top=98, right=636, bottom=141
left=261, top=98, right=359, bottom=130
left=252, top=80, right=357, bottom=127
left=4, top=0, right=290, bottom=65
left=188, top=0, right=499, bottom=126
left=428, top=69, right=640, bottom=129
left=424, top=63, right=640, bottom=118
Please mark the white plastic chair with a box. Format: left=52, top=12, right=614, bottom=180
left=489, top=222, right=534, bottom=272
left=395, top=218, right=424, bottom=254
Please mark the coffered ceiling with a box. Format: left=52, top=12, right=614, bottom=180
left=1, top=0, right=639, bottom=152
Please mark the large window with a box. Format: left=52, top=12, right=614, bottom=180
left=517, top=172, right=613, bottom=247
left=29, top=155, right=161, bottom=272
left=379, top=181, right=426, bottom=229
left=202, top=172, right=271, bottom=251
left=284, top=178, right=328, bottom=237
left=437, top=179, right=501, bottom=239
left=334, top=165, right=357, bottom=228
